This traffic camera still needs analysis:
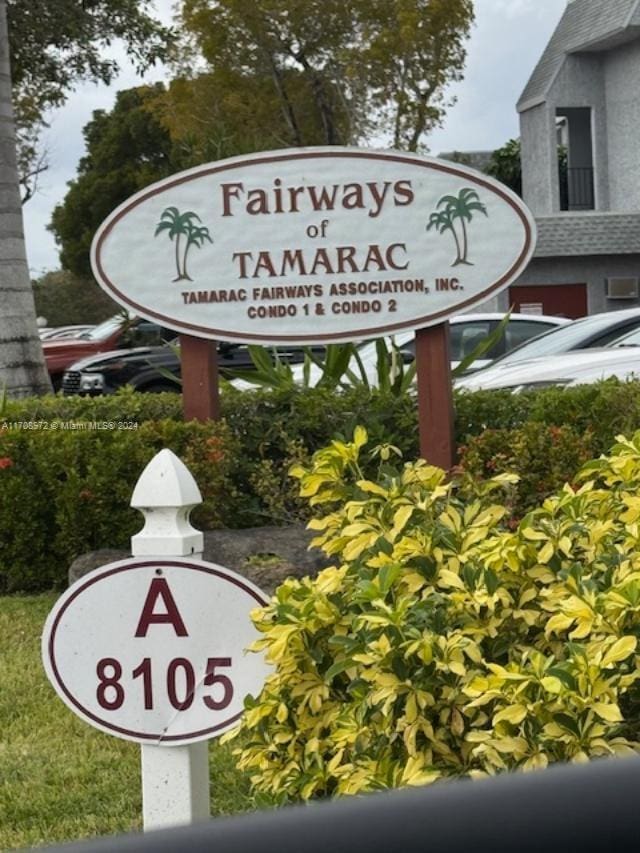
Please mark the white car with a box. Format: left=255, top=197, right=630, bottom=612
left=455, top=345, right=640, bottom=393
left=287, top=312, right=568, bottom=387
left=471, top=306, right=640, bottom=370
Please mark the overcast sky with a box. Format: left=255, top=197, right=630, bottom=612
left=21, top=0, right=566, bottom=276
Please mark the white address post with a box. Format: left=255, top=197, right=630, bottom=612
left=129, top=449, right=211, bottom=831
left=42, top=449, right=271, bottom=835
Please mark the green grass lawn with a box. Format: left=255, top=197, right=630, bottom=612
left=0, top=594, right=255, bottom=850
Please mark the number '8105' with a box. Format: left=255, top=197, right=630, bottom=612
left=96, top=657, right=233, bottom=712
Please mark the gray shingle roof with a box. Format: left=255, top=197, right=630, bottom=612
left=534, top=212, right=640, bottom=257
left=518, top=0, right=640, bottom=112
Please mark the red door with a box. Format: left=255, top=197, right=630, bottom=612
left=508, top=284, right=587, bottom=319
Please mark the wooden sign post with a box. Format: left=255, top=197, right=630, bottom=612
left=180, top=335, right=220, bottom=422
left=415, top=323, right=455, bottom=469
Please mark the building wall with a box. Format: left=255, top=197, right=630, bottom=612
left=521, top=40, right=640, bottom=215
left=520, top=52, right=611, bottom=214
left=520, top=105, right=559, bottom=215
left=547, top=53, right=608, bottom=212
left=495, top=254, right=640, bottom=314
left=603, top=39, right=640, bottom=210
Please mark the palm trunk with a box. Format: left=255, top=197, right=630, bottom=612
left=174, top=232, right=182, bottom=280
left=447, top=224, right=463, bottom=265
left=0, top=0, right=51, bottom=397
left=182, top=242, right=193, bottom=281
left=459, top=217, right=470, bottom=264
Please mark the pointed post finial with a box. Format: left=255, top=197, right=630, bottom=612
left=130, top=449, right=204, bottom=557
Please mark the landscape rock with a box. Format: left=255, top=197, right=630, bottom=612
left=68, top=548, right=129, bottom=585
left=203, top=525, right=332, bottom=593
left=68, top=525, right=333, bottom=595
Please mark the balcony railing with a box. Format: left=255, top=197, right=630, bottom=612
left=560, top=166, right=594, bottom=211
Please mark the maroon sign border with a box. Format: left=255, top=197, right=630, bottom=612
left=91, top=149, right=535, bottom=343
left=45, top=559, right=268, bottom=744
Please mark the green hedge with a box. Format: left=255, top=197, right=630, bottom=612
left=455, top=379, right=640, bottom=519
left=0, top=386, right=418, bottom=592
left=454, top=378, right=640, bottom=451
left=0, top=420, right=240, bottom=592
left=4, top=378, right=640, bottom=593
left=457, top=423, right=597, bottom=520
left=1, top=385, right=183, bottom=424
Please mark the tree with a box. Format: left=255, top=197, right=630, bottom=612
left=52, top=2, right=475, bottom=280
left=486, top=138, right=522, bottom=196
left=355, top=0, right=475, bottom=151
left=485, top=138, right=568, bottom=202
left=49, top=84, right=183, bottom=277
left=172, top=0, right=474, bottom=152
left=150, top=67, right=351, bottom=164
left=7, top=0, right=174, bottom=201
left=32, top=270, right=119, bottom=327
left=0, top=0, right=51, bottom=397
left=427, top=207, right=462, bottom=267
left=177, top=0, right=360, bottom=146
left=0, top=1, right=172, bottom=398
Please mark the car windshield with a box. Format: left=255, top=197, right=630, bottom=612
left=487, top=314, right=632, bottom=365
left=78, top=316, right=128, bottom=341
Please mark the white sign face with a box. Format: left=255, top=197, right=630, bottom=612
left=42, top=559, right=271, bottom=746
left=91, top=147, right=536, bottom=344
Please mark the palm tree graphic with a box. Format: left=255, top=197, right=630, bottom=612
left=154, top=206, right=213, bottom=281
left=427, top=207, right=462, bottom=267
left=427, top=187, right=488, bottom=266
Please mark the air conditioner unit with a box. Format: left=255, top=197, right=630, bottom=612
left=606, top=277, right=639, bottom=299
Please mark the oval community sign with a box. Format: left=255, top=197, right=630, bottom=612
left=91, top=147, right=537, bottom=344
left=42, top=559, right=271, bottom=746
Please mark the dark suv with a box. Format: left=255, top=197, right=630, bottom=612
left=62, top=341, right=324, bottom=395
left=44, top=315, right=175, bottom=390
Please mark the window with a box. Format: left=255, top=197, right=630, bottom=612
left=121, top=322, right=175, bottom=347
left=449, top=321, right=492, bottom=361
left=503, top=320, right=558, bottom=352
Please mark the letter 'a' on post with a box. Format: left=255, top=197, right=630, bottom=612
left=134, top=578, right=189, bottom=637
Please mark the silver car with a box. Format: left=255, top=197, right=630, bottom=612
left=457, top=308, right=640, bottom=392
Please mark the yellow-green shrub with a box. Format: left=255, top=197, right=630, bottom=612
left=230, top=429, right=640, bottom=801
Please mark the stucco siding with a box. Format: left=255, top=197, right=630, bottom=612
left=520, top=106, right=559, bottom=215
left=549, top=53, right=604, bottom=107
left=548, top=54, right=609, bottom=211
left=603, top=40, right=640, bottom=210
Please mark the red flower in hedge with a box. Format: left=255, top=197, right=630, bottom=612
left=0, top=457, right=13, bottom=469
left=79, top=489, right=94, bottom=500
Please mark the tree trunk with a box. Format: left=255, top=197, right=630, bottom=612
left=293, top=51, right=339, bottom=145
left=0, top=0, right=52, bottom=397
left=268, top=54, right=303, bottom=147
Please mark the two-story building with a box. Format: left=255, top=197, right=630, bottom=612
left=502, top=0, right=640, bottom=318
